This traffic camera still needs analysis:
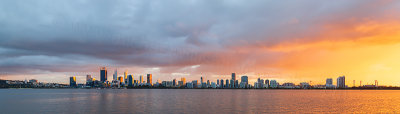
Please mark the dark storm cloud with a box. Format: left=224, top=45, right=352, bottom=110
left=0, top=0, right=399, bottom=76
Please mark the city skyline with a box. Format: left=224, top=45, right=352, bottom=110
left=1, top=1, right=400, bottom=86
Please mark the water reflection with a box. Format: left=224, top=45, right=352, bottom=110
left=0, top=89, right=400, bottom=113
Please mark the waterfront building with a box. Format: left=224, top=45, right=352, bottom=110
left=232, top=73, right=236, bottom=87
left=211, top=82, right=216, bottom=88
left=217, top=79, right=219, bottom=86
left=128, top=75, right=134, bottom=87
left=147, top=74, right=152, bottom=86
left=139, top=75, right=143, bottom=84
left=192, top=80, right=198, bottom=88
left=270, top=80, right=278, bottom=88
left=113, top=69, right=118, bottom=81
left=220, top=79, right=224, bottom=88
left=100, top=67, right=107, bottom=82
left=124, top=70, right=128, bottom=83
left=337, top=76, right=346, bottom=88
left=300, top=82, right=310, bottom=89
left=118, top=76, right=123, bottom=84
left=186, top=82, right=193, bottom=88
left=230, top=79, right=234, bottom=88
left=173, top=79, right=177, bottom=86
left=207, top=80, right=210, bottom=87
left=241, top=76, right=248, bottom=85
left=226, top=79, right=229, bottom=88
left=235, top=80, right=239, bottom=88
left=181, top=77, right=186, bottom=87
left=70, top=76, right=76, bottom=87
left=265, top=79, right=269, bottom=88
left=326, top=78, right=334, bottom=88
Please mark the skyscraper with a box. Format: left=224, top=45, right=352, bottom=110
left=270, top=80, right=278, bottom=88
left=124, top=70, right=128, bottom=84
left=118, top=76, right=123, bottom=83
left=217, top=79, right=219, bottom=85
left=70, top=76, right=76, bottom=87
left=128, top=75, right=134, bottom=87
left=226, top=79, right=229, bottom=88
left=241, top=76, right=248, bottom=84
left=100, top=67, right=107, bottom=82
left=173, top=79, right=177, bottom=86
left=326, top=78, right=333, bottom=88
left=113, top=69, right=118, bottom=81
left=201, top=77, right=203, bottom=85
left=181, top=77, right=186, bottom=86
left=147, top=74, right=152, bottom=85
left=220, top=79, right=224, bottom=88
left=232, top=73, right=236, bottom=87
left=337, top=76, right=346, bottom=88
left=265, top=79, right=270, bottom=88
left=140, top=75, right=143, bottom=84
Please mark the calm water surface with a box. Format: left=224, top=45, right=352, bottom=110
left=1, top=89, right=400, bottom=113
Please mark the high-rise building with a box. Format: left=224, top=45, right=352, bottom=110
left=207, top=80, right=210, bottom=87
left=201, top=77, right=203, bottom=85
left=230, top=79, right=234, bottom=88
left=270, top=80, right=278, bottom=88
left=217, top=79, right=219, bottom=85
left=326, top=78, right=333, bottom=88
left=181, top=77, right=186, bottom=86
left=235, top=80, right=238, bottom=88
left=100, top=67, right=107, bottom=82
left=124, top=70, right=128, bottom=84
left=70, top=76, right=76, bottom=87
left=139, top=75, right=143, bottom=84
left=265, top=79, right=270, bottom=88
left=128, top=75, right=134, bottom=87
left=113, top=69, right=118, bottom=81
left=147, top=74, right=152, bottom=85
left=173, top=79, right=177, bottom=86
left=337, top=76, right=346, bottom=88
left=241, top=76, right=248, bottom=84
left=232, top=73, right=236, bottom=87
left=192, top=80, right=198, bottom=88
left=118, top=76, right=123, bottom=83
left=226, top=79, right=229, bottom=88
left=220, top=79, right=224, bottom=88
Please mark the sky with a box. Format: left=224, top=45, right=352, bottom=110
left=1, top=0, right=400, bottom=86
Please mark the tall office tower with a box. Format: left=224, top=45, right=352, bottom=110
left=181, top=77, right=186, bottom=86
left=230, top=79, right=234, bottom=88
left=337, top=76, right=346, bottom=88
left=192, top=80, right=198, bottom=88
left=128, top=75, right=134, bottom=87
left=207, top=80, right=210, bottom=87
left=241, top=76, right=248, bottom=84
left=217, top=79, right=219, bottom=85
left=139, top=75, right=143, bottom=84
left=70, top=76, right=76, bottom=87
left=201, top=77, right=203, bottom=84
left=147, top=74, right=152, bottom=85
left=265, top=79, right=270, bottom=88
left=124, top=70, right=128, bottom=83
left=113, top=69, right=118, bottom=81
left=226, top=79, right=229, bottom=88
left=86, top=75, right=92, bottom=82
left=270, top=80, right=278, bottom=88
left=118, top=76, right=123, bottom=83
left=173, top=79, right=177, bottom=86
left=259, top=79, right=264, bottom=88
left=235, top=80, right=238, bottom=88
left=232, top=73, right=236, bottom=81
left=220, top=79, right=224, bottom=88
left=100, top=67, right=107, bottom=82
left=326, top=78, right=333, bottom=88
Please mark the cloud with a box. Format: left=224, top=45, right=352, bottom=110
left=1, top=0, right=400, bottom=85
